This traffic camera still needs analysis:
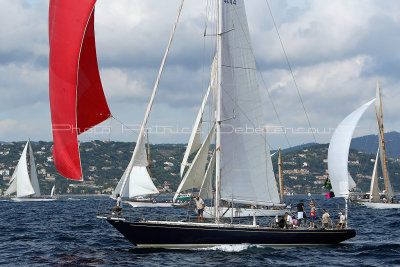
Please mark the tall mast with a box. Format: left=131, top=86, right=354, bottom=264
left=214, top=0, right=222, bottom=223
left=278, top=149, right=284, bottom=203
left=376, top=82, right=389, bottom=200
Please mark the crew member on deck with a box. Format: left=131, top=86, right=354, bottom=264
left=113, top=193, right=122, bottom=216
left=194, top=196, right=205, bottom=223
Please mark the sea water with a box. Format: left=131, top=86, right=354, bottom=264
left=0, top=195, right=399, bottom=266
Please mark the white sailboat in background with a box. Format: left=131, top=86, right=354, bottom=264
left=5, top=140, right=56, bottom=202
left=361, top=82, right=400, bottom=209
left=328, top=82, right=399, bottom=209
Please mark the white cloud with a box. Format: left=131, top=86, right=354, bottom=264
left=1, top=0, right=400, bottom=147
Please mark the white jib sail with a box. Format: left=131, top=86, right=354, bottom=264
left=369, top=149, right=380, bottom=203
left=51, top=185, right=56, bottom=198
left=219, top=0, right=280, bottom=205
left=128, top=166, right=159, bottom=198
left=28, top=140, right=41, bottom=197
left=113, top=167, right=130, bottom=198
left=180, top=85, right=211, bottom=177
left=4, top=166, right=18, bottom=195
left=328, top=99, right=375, bottom=198
left=199, top=150, right=216, bottom=200
left=174, top=126, right=214, bottom=202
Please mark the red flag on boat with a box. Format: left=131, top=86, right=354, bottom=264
left=49, top=0, right=111, bottom=180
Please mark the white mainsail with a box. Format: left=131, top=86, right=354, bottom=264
left=174, top=126, right=215, bottom=201
left=28, top=141, right=41, bottom=197
left=328, top=99, right=375, bottom=198
left=218, top=0, right=280, bottom=205
left=369, top=149, right=380, bottom=203
left=180, top=86, right=211, bottom=177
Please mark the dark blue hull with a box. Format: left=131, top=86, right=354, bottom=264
left=105, top=218, right=356, bottom=248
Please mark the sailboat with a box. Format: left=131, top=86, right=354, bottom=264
left=114, top=130, right=174, bottom=208
left=96, top=0, right=355, bottom=247
left=5, top=140, right=56, bottom=202
left=328, top=82, right=399, bottom=209
left=359, top=83, right=399, bottom=209
left=48, top=0, right=355, bottom=247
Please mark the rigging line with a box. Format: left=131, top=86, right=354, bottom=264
left=259, top=73, right=292, bottom=149
left=265, top=0, right=317, bottom=144
left=111, top=115, right=141, bottom=137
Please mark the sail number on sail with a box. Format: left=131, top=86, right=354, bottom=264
left=224, top=0, right=237, bottom=5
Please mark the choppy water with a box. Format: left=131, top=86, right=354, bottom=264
left=1, top=195, right=399, bottom=266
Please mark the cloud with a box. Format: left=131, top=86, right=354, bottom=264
left=1, top=0, right=400, bottom=147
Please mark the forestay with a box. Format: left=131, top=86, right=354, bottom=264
left=328, top=99, right=375, bottom=198
left=219, top=0, right=280, bottom=205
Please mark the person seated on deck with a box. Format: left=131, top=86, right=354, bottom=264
left=284, top=212, right=293, bottom=229
left=336, top=212, right=346, bottom=228
left=292, top=215, right=297, bottom=227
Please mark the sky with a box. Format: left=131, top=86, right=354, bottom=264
left=1, top=0, right=400, bottom=150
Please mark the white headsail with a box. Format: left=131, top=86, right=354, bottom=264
left=174, top=126, right=215, bottom=201
left=218, top=0, right=280, bottom=205
left=180, top=86, right=211, bottom=177
left=28, top=140, right=41, bottom=197
left=328, top=99, right=375, bottom=198
left=199, top=150, right=215, bottom=200
left=369, top=149, right=380, bottom=203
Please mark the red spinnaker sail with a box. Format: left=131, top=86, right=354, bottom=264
left=49, top=0, right=111, bottom=180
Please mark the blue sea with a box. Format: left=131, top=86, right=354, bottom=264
left=1, top=195, right=399, bottom=266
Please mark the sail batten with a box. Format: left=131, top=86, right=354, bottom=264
left=328, top=99, right=375, bottom=198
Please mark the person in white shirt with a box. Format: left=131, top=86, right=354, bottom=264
left=321, top=209, right=331, bottom=228
left=284, top=212, right=293, bottom=229
left=336, top=212, right=346, bottom=228
left=194, top=196, right=205, bottom=222
left=113, top=193, right=122, bottom=215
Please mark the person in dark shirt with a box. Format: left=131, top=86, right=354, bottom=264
left=296, top=200, right=305, bottom=227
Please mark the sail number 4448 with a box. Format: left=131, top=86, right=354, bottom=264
left=224, top=0, right=236, bottom=5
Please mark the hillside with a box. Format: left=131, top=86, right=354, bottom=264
left=0, top=140, right=399, bottom=196
left=351, top=131, right=400, bottom=158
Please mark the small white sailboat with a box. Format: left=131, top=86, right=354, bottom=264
left=5, top=140, right=56, bottom=202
